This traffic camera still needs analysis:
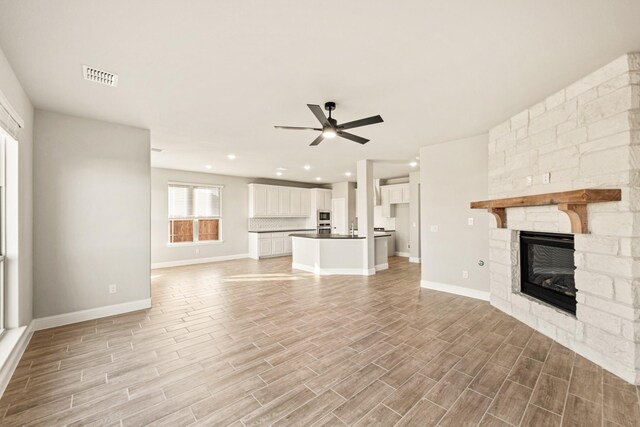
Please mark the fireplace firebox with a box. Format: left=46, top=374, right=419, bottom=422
left=520, top=231, right=576, bottom=315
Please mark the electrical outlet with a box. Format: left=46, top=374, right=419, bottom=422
left=108, top=284, right=117, bottom=294
left=195, top=248, right=200, bottom=254
left=430, top=225, right=439, bottom=232
left=526, top=175, right=533, bottom=186
left=462, top=271, right=469, bottom=279
left=467, top=218, right=474, bottom=226
left=542, top=173, right=551, bottom=184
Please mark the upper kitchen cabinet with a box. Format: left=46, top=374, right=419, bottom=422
left=311, top=188, right=332, bottom=211
left=248, top=184, right=312, bottom=217
left=380, top=183, right=409, bottom=218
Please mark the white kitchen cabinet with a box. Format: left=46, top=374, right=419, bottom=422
left=301, top=190, right=311, bottom=216
left=271, top=236, right=285, bottom=254
left=249, top=184, right=312, bottom=217
left=311, top=188, right=332, bottom=211
left=259, top=238, right=272, bottom=257
left=266, top=187, right=279, bottom=216
left=324, top=191, right=332, bottom=210
left=290, top=189, right=301, bottom=216
left=249, top=185, right=267, bottom=217
left=381, top=187, right=394, bottom=218
left=389, top=186, right=403, bottom=204
left=401, top=185, right=410, bottom=203
left=278, top=188, right=291, bottom=216
left=249, top=231, right=295, bottom=259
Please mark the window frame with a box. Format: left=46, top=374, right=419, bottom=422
left=167, top=182, right=224, bottom=247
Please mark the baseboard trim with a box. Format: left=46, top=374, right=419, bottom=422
left=0, top=324, right=33, bottom=398
left=375, top=263, right=389, bottom=271
left=32, top=299, right=152, bottom=331
left=395, top=252, right=410, bottom=258
left=420, top=280, right=490, bottom=301
left=151, top=253, right=249, bottom=269
left=409, top=257, right=420, bottom=263
left=292, top=263, right=376, bottom=276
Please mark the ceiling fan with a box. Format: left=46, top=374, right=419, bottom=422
left=275, top=102, right=383, bottom=146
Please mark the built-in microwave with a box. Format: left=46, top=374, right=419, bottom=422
left=318, top=210, right=331, bottom=222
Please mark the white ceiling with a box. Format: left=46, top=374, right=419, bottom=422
left=1, top=1, right=639, bottom=183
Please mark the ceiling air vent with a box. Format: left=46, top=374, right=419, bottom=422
left=82, top=65, right=118, bottom=87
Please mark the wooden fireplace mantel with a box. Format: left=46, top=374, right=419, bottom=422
left=470, top=188, right=621, bottom=233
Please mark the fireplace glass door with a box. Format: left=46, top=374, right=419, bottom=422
left=520, top=231, right=576, bottom=314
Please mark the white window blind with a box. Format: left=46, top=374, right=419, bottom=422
left=194, top=187, right=221, bottom=217
left=168, top=184, right=222, bottom=218
left=168, top=185, right=193, bottom=218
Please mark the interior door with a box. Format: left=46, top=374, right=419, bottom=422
left=331, top=198, right=347, bottom=235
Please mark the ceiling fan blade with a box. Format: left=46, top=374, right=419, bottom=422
left=275, top=126, right=322, bottom=131
left=309, top=134, right=325, bottom=146
left=338, top=131, right=369, bottom=145
left=307, top=104, right=329, bottom=126
left=338, top=115, right=383, bottom=130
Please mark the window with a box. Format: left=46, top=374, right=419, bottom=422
left=168, top=183, right=222, bottom=244
left=0, top=130, right=6, bottom=332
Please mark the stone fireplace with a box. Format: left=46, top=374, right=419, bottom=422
left=487, top=52, right=640, bottom=384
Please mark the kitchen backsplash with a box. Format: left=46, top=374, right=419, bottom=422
left=248, top=217, right=309, bottom=231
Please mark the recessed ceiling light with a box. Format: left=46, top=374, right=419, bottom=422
left=409, top=161, right=418, bottom=167
left=227, top=154, right=236, bottom=160
left=345, top=172, right=352, bottom=177
left=276, top=167, right=288, bottom=171
left=304, top=165, right=311, bottom=170
left=415, top=156, right=420, bottom=160
left=205, top=165, right=212, bottom=169
left=316, top=177, right=322, bottom=181
left=276, top=171, right=283, bottom=176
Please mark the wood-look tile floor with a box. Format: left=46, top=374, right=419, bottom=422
left=2, top=256, right=639, bottom=426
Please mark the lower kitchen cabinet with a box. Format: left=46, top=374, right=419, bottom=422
left=249, top=232, right=296, bottom=259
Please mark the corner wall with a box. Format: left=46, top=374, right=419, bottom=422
left=420, top=134, right=490, bottom=299
left=33, top=110, right=151, bottom=318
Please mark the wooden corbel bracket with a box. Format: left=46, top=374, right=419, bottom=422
left=470, top=188, right=621, bottom=234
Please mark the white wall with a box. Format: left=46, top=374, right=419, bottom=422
left=394, top=203, right=410, bottom=255
left=33, top=110, right=151, bottom=318
left=151, top=168, right=253, bottom=266
left=0, top=46, right=33, bottom=328
left=409, top=171, right=421, bottom=261
left=420, top=134, right=490, bottom=298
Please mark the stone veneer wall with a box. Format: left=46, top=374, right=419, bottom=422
left=488, top=53, right=640, bottom=383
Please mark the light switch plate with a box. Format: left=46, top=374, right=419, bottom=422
left=543, top=173, right=551, bottom=184
left=430, top=225, right=439, bottom=232
left=526, top=175, right=533, bottom=186
left=467, top=218, right=474, bottom=226
left=462, top=271, right=469, bottom=279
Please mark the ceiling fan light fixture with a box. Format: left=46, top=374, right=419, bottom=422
left=322, top=128, right=337, bottom=139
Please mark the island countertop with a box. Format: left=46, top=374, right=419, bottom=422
left=290, top=233, right=391, bottom=239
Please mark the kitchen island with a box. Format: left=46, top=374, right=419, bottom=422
left=291, top=233, right=389, bottom=275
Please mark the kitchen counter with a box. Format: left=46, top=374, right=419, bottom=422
left=248, top=229, right=315, bottom=233
left=290, top=233, right=391, bottom=239
left=291, top=233, right=389, bottom=275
